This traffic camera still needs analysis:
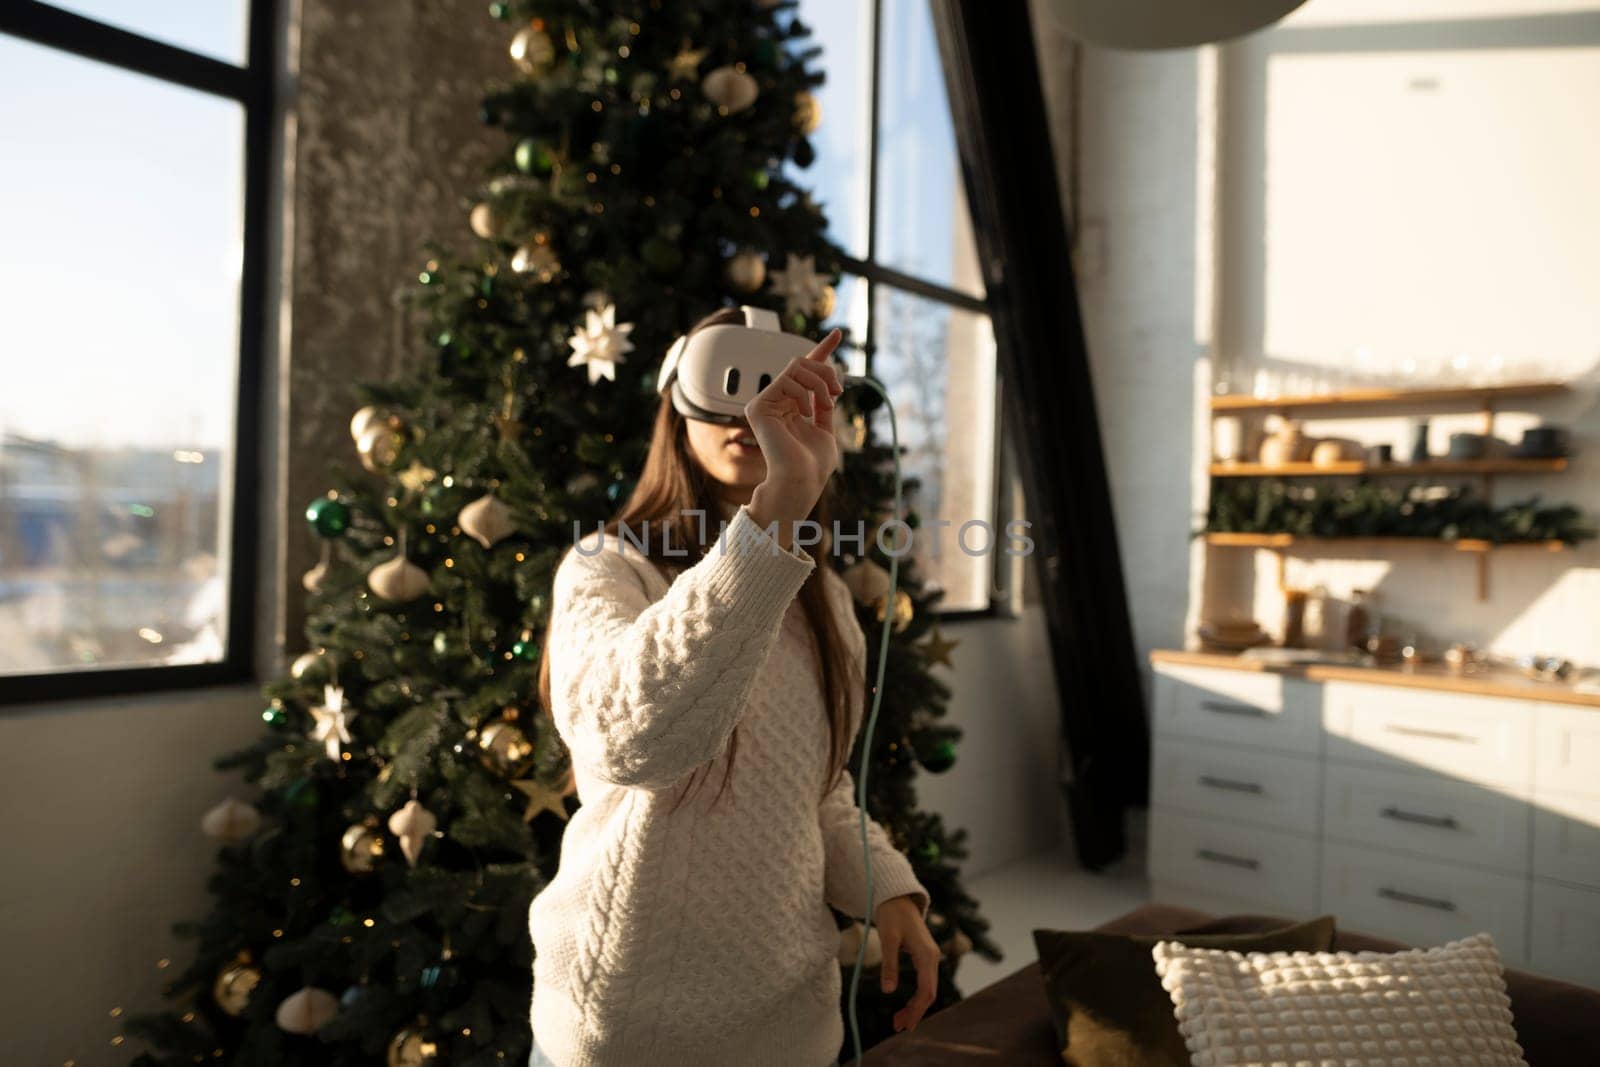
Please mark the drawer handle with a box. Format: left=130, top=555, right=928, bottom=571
left=1380, top=806, right=1460, bottom=830
left=1196, top=848, right=1261, bottom=871
left=1199, top=775, right=1265, bottom=795
left=1377, top=886, right=1458, bottom=913
left=1386, top=724, right=1476, bottom=744
left=1202, top=700, right=1268, bottom=719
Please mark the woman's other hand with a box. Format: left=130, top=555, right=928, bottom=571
left=746, top=328, right=843, bottom=546
left=874, top=893, right=940, bottom=1032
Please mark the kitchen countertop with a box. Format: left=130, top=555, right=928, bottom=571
left=1150, top=648, right=1600, bottom=710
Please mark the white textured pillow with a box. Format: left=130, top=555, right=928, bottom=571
left=1152, top=932, right=1526, bottom=1066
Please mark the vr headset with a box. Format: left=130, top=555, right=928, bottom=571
left=656, top=305, right=843, bottom=425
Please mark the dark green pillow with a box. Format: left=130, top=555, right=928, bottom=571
left=1030, top=916, right=1337, bottom=1066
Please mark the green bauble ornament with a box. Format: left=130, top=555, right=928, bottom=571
left=511, top=637, right=540, bottom=662
left=748, top=168, right=770, bottom=190
left=515, top=139, right=554, bottom=175
left=919, top=738, right=957, bottom=774
left=642, top=238, right=683, bottom=273
left=488, top=2, right=511, bottom=19
left=606, top=478, right=635, bottom=503
left=284, top=778, right=319, bottom=810
left=262, top=703, right=289, bottom=729
left=915, top=840, right=941, bottom=865
left=306, top=496, right=351, bottom=538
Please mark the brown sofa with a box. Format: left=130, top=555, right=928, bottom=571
left=855, top=903, right=1600, bottom=1067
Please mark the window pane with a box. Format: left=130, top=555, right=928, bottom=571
left=876, top=0, right=985, bottom=298
left=0, top=37, right=244, bottom=676
left=868, top=285, right=998, bottom=612
left=821, top=272, right=870, bottom=377
left=788, top=0, right=873, bottom=258
left=44, top=0, right=250, bottom=66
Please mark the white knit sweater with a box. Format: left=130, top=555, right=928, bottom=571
left=529, top=501, right=932, bottom=1067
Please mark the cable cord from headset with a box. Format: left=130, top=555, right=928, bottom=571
left=841, top=374, right=901, bottom=1066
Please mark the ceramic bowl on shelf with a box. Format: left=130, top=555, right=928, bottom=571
left=1512, top=425, right=1570, bottom=459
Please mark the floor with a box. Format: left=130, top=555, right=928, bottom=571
left=948, top=846, right=1151, bottom=994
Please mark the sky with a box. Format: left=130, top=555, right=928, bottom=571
left=0, top=0, right=968, bottom=451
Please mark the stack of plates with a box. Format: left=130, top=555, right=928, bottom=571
left=1199, top=619, right=1271, bottom=653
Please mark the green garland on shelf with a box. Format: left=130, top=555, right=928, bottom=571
left=1202, top=478, right=1597, bottom=545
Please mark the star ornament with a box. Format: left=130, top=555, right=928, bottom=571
left=511, top=778, right=570, bottom=823
left=566, top=301, right=636, bottom=385
left=920, top=625, right=960, bottom=669
left=396, top=458, right=436, bottom=495
left=308, top=684, right=357, bottom=761
left=668, top=43, right=709, bottom=83
left=767, top=252, right=830, bottom=316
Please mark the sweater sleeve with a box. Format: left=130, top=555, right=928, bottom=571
left=546, top=503, right=816, bottom=791
left=818, top=768, right=931, bottom=923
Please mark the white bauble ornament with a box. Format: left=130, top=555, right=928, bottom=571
left=702, top=65, right=759, bottom=113
left=459, top=492, right=516, bottom=549
left=368, top=551, right=429, bottom=602
left=275, top=987, right=340, bottom=1035
left=388, top=798, right=438, bottom=868
left=350, top=405, right=385, bottom=444
left=509, top=25, right=555, bottom=74
left=469, top=202, right=499, bottom=240
left=201, top=797, right=262, bottom=843
left=843, top=559, right=891, bottom=605
left=724, top=249, right=766, bottom=293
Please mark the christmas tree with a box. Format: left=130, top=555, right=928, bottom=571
left=123, top=2, right=997, bottom=1063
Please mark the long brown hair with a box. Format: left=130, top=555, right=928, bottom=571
left=537, top=306, right=861, bottom=813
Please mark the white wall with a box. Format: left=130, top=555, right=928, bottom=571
left=1030, top=0, right=1600, bottom=684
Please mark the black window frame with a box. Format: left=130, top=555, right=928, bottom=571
left=0, top=1, right=274, bottom=707
left=833, top=0, right=1011, bottom=621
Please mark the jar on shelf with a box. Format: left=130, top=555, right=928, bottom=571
left=1345, top=589, right=1377, bottom=651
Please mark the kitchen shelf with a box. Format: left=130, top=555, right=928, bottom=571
left=1209, top=458, right=1568, bottom=478
left=1204, top=532, right=1568, bottom=600
left=1209, top=380, right=1568, bottom=414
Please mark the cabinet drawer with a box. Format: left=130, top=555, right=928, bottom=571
left=1150, top=809, right=1319, bottom=916
left=1533, top=790, right=1600, bottom=888
left=1323, top=763, right=1530, bottom=875
left=1535, top=704, right=1600, bottom=797
left=1320, top=841, right=1527, bottom=963
left=1155, top=666, right=1321, bottom=756
left=1529, top=880, right=1600, bottom=986
left=1153, top=736, right=1320, bottom=835
left=1323, top=682, right=1534, bottom=788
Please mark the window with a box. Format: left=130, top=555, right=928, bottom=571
left=0, top=2, right=270, bottom=701
left=791, top=0, right=1000, bottom=614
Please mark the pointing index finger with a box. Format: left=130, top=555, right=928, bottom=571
left=806, top=328, right=842, bottom=362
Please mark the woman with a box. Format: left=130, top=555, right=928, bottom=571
left=528, top=307, right=939, bottom=1066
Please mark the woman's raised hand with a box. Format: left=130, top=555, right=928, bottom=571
left=745, top=328, right=843, bottom=545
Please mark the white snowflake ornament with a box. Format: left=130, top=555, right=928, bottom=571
left=768, top=253, right=830, bottom=316
left=566, top=301, right=635, bottom=385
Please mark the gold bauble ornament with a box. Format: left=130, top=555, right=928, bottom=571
left=340, top=822, right=386, bottom=874
left=275, top=987, right=340, bottom=1035
left=201, top=797, right=262, bottom=843
left=512, top=239, right=561, bottom=282
left=835, top=412, right=866, bottom=455
left=509, top=25, right=555, bottom=75
left=947, top=928, right=973, bottom=957
left=356, top=424, right=403, bottom=474
left=212, top=958, right=261, bottom=1017
left=874, top=589, right=914, bottom=633
left=478, top=720, right=535, bottom=775
left=838, top=921, right=883, bottom=967
left=387, top=1026, right=440, bottom=1067
left=842, top=559, right=891, bottom=605
left=459, top=491, right=517, bottom=549
left=701, top=65, right=759, bottom=113
left=724, top=249, right=766, bottom=293
left=388, top=798, right=438, bottom=868
left=469, top=201, right=499, bottom=240
left=350, top=405, right=385, bottom=444
left=813, top=284, right=836, bottom=319
left=793, top=90, right=822, bottom=134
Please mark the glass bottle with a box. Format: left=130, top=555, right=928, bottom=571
left=1345, top=589, right=1373, bottom=652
